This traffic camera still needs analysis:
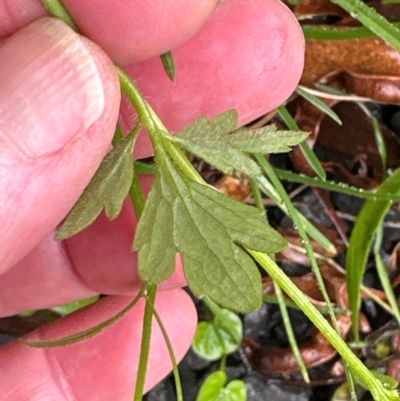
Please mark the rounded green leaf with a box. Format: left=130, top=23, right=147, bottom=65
left=213, top=309, right=242, bottom=353
left=192, top=322, right=224, bottom=361
left=196, top=371, right=227, bottom=401
left=192, top=309, right=242, bottom=360
left=219, top=380, right=247, bottom=401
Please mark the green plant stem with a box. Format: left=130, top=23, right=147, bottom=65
left=22, top=287, right=146, bottom=347
left=274, top=168, right=400, bottom=201
left=273, top=281, right=310, bottom=383
left=40, top=0, right=78, bottom=30
left=255, top=155, right=337, bottom=323
left=251, top=178, right=309, bottom=382
left=112, top=77, right=397, bottom=398
left=251, top=251, right=397, bottom=401
left=145, top=294, right=184, bottom=401
left=277, top=106, right=326, bottom=180
left=134, top=284, right=157, bottom=401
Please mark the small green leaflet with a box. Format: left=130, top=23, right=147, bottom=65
left=56, top=132, right=136, bottom=240
left=173, top=110, right=308, bottom=177
left=196, top=371, right=247, bottom=401
left=160, top=51, right=176, bottom=82
left=192, top=307, right=242, bottom=360
left=134, top=153, right=286, bottom=312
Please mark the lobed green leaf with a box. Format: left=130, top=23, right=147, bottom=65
left=56, top=133, right=136, bottom=240
left=174, top=110, right=307, bottom=176
left=134, top=155, right=286, bottom=312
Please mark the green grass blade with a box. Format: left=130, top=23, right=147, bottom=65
left=277, top=106, right=326, bottom=180
left=303, top=23, right=400, bottom=41
left=296, top=86, right=342, bottom=125
left=357, top=103, right=387, bottom=173
left=256, top=175, right=335, bottom=253
left=331, top=0, right=400, bottom=52
left=274, top=168, right=400, bottom=201
left=256, top=155, right=336, bottom=321
left=375, top=252, right=400, bottom=326
left=346, top=168, right=400, bottom=339
left=250, top=178, right=309, bottom=382
left=274, top=281, right=310, bottom=382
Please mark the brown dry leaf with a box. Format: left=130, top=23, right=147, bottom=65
left=243, top=265, right=380, bottom=375
left=290, top=99, right=400, bottom=185
left=302, top=37, right=400, bottom=104
left=291, top=0, right=348, bottom=19
left=214, top=175, right=251, bottom=201
left=299, top=0, right=400, bottom=104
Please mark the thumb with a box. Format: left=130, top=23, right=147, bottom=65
left=0, top=18, right=120, bottom=273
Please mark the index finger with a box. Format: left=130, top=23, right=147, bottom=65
left=0, top=0, right=219, bottom=64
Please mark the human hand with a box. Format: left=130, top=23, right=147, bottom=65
left=0, top=0, right=304, bottom=399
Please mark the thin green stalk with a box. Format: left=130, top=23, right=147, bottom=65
left=256, top=175, right=335, bottom=253
left=357, top=103, right=387, bottom=174
left=277, top=106, right=326, bottom=180
left=145, top=294, right=184, bottom=401
left=374, top=225, right=400, bottom=326
left=220, top=355, right=227, bottom=372
left=40, top=0, right=78, bottom=30
left=134, top=284, right=157, bottom=401
left=274, top=168, right=400, bottom=201
left=117, top=68, right=203, bottom=183
left=273, top=281, right=310, bottom=383
left=303, top=23, right=400, bottom=41
left=255, top=155, right=337, bottom=323
left=251, top=178, right=309, bottom=382
left=254, top=155, right=362, bottom=396
left=22, top=287, right=146, bottom=348
left=251, top=251, right=399, bottom=401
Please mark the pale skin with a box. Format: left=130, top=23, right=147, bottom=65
left=0, top=0, right=305, bottom=399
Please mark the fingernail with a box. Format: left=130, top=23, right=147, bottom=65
left=0, top=18, right=105, bottom=162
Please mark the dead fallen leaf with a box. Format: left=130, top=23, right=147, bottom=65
left=242, top=265, right=382, bottom=375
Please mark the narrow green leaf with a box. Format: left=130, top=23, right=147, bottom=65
left=22, top=290, right=144, bottom=347
left=256, top=175, right=336, bottom=253
left=277, top=106, right=326, bottom=180
left=346, top=168, right=400, bottom=339
left=303, top=23, right=400, bottom=41
left=134, top=154, right=286, bottom=312
left=160, top=51, right=176, bottom=81
left=375, top=252, right=400, bottom=326
left=296, top=86, right=342, bottom=125
left=274, top=168, right=400, bottom=201
left=56, top=133, right=136, bottom=240
left=371, top=371, right=399, bottom=391
left=357, top=102, right=387, bottom=173
left=196, top=371, right=227, bottom=401
left=51, top=296, right=99, bottom=315
left=331, top=0, right=400, bottom=53
left=174, top=110, right=307, bottom=177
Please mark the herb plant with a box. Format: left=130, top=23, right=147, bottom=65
left=21, top=1, right=400, bottom=401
